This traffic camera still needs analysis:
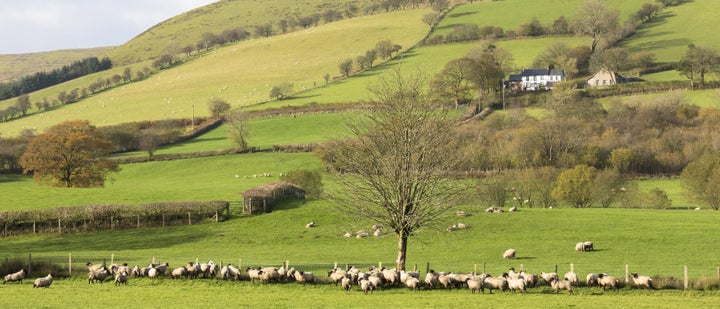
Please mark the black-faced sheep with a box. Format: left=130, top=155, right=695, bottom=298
left=154, top=263, right=169, bottom=275
left=438, top=274, right=452, bottom=290
left=586, top=273, right=600, bottom=287
left=598, top=273, right=619, bottom=291
left=380, top=268, right=399, bottom=286
left=306, top=221, right=315, bottom=228
left=259, top=266, right=280, bottom=283
left=341, top=276, right=352, bottom=291
left=583, top=241, right=594, bottom=251
left=114, top=272, right=128, bottom=286
left=550, top=278, right=573, bottom=294
left=33, top=274, right=53, bottom=288
left=88, top=269, right=109, bottom=284
left=247, top=267, right=262, bottom=283
left=292, top=270, right=314, bottom=284
left=503, top=249, right=516, bottom=259
left=359, top=278, right=373, bottom=294
left=3, top=269, right=25, bottom=284
left=631, top=273, right=655, bottom=290
left=329, top=268, right=347, bottom=286
left=368, top=275, right=382, bottom=290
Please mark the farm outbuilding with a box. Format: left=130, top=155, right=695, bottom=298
left=240, top=181, right=305, bottom=214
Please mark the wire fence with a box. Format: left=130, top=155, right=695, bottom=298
left=3, top=254, right=720, bottom=289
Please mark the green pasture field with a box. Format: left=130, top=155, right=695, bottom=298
left=0, top=9, right=430, bottom=137
left=1, top=203, right=719, bottom=307
left=0, top=47, right=113, bottom=82
left=0, top=152, right=321, bottom=211
left=103, top=0, right=379, bottom=66
left=434, top=0, right=650, bottom=36
left=621, top=1, right=720, bottom=63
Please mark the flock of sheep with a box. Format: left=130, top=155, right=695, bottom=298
left=1, top=255, right=656, bottom=294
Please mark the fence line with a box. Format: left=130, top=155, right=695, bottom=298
left=2, top=254, right=720, bottom=289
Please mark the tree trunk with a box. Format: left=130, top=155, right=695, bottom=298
left=396, top=233, right=408, bottom=271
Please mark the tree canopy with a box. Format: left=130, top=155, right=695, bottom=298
left=19, top=120, right=119, bottom=187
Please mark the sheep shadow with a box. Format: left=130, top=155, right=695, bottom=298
left=513, top=257, right=536, bottom=260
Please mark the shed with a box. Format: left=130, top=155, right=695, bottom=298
left=240, top=181, right=305, bottom=214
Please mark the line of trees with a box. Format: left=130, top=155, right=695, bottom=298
left=0, top=57, right=112, bottom=101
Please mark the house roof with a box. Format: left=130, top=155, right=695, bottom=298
left=586, top=68, right=627, bottom=83
left=521, top=68, right=564, bottom=77
left=508, top=74, right=522, bottom=82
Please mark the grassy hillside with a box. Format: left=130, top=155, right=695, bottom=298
left=0, top=47, right=113, bottom=82
left=103, top=0, right=378, bottom=65
left=0, top=9, right=429, bottom=136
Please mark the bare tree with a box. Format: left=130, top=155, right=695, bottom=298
left=320, top=68, right=467, bottom=270
left=572, top=0, right=620, bottom=53
left=224, top=109, right=250, bottom=152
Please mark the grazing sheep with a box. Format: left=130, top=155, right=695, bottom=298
left=583, top=241, right=594, bottom=251
left=550, top=278, right=573, bottom=294
left=446, top=225, right=458, bottom=232
left=3, top=269, right=25, bottom=284
left=631, top=273, right=655, bottom=290
left=456, top=223, right=468, bottom=229
left=438, top=274, right=452, bottom=290
left=343, top=232, right=353, bottom=238
left=564, top=272, right=579, bottom=285
left=114, top=272, right=128, bottom=286
left=494, top=208, right=505, bottom=213
left=586, top=273, right=600, bottom=287
left=88, top=269, right=109, bottom=284
left=130, top=265, right=142, bottom=278
left=148, top=267, right=159, bottom=280
left=259, top=266, right=280, bottom=283
left=200, top=261, right=218, bottom=278
left=371, top=223, right=383, bottom=230
left=185, top=262, right=200, bottom=279
left=424, top=270, right=439, bottom=289
left=505, top=275, right=527, bottom=294
left=381, top=268, right=399, bottom=286
left=503, top=249, right=516, bottom=259
left=598, top=273, right=619, bottom=291
left=247, top=267, right=262, bottom=283
left=575, top=242, right=586, bottom=252
left=540, top=272, right=559, bottom=286
left=368, top=275, right=382, bottom=290
left=359, top=278, right=373, bottom=294
left=520, top=271, right=538, bottom=288
left=509, top=206, right=518, bottom=212
left=356, top=231, right=369, bottom=238
left=486, top=207, right=496, bottom=213
left=481, top=275, right=508, bottom=294
left=33, top=274, right=53, bottom=288
left=465, top=278, right=482, bottom=294
left=328, top=268, right=347, bottom=285
left=455, top=210, right=467, bottom=217
left=404, top=277, right=420, bottom=290
left=306, top=221, right=315, bottom=228
left=292, top=270, right=315, bottom=284
left=341, top=276, right=352, bottom=291
left=373, top=229, right=382, bottom=237
left=171, top=267, right=188, bottom=279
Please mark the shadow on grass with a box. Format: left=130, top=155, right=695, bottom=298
left=0, top=173, right=25, bottom=183
left=514, top=256, right=536, bottom=260
left=268, top=199, right=306, bottom=212
left=448, top=11, right=477, bottom=19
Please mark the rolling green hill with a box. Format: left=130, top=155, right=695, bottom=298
left=0, top=47, right=113, bottom=82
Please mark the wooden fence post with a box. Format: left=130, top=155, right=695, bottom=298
left=28, top=254, right=32, bottom=276
left=111, top=254, right=115, bottom=265
left=625, top=264, right=629, bottom=283
left=474, top=264, right=477, bottom=274
left=110, top=215, right=113, bottom=231
left=68, top=254, right=72, bottom=277
left=137, top=214, right=140, bottom=228
left=414, top=263, right=417, bottom=272
left=570, top=263, right=574, bottom=273
left=684, top=265, right=689, bottom=290
left=58, top=219, right=61, bottom=234
left=33, top=221, right=36, bottom=234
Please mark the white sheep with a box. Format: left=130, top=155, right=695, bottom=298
left=455, top=210, right=467, bottom=217
left=356, top=231, right=369, bottom=238
left=130, top=265, right=142, bottom=277
left=466, top=278, right=482, bottom=294
left=343, top=232, right=353, bottom=238
left=424, top=270, right=438, bottom=289
left=359, top=278, right=373, bottom=294
left=341, top=276, right=352, bottom=291
left=564, top=272, right=579, bottom=285
left=148, top=267, right=159, bottom=279
left=86, top=262, right=106, bottom=273
left=481, top=275, right=508, bottom=294
left=586, top=273, right=600, bottom=287
left=328, top=268, right=347, bottom=285
left=550, top=278, right=573, bottom=294
left=259, top=266, right=280, bottom=283
left=88, top=269, right=109, bottom=284
left=520, top=271, right=538, bottom=287
left=438, top=274, right=452, bottom=290
left=368, top=275, right=382, bottom=290
left=506, top=275, right=527, bottom=294
left=404, top=277, right=420, bottom=290
left=381, top=268, right=399, bottom=286
left=509, top=206, right=518, bottom=212
left=292, top=270, right=314, bottom=284
left=306, top=221, right=315, bottom=228
left=456, top=223, right=468, bottom=229
left=486, top=207, right=496, bottom=213
left=503, top=249, right=516, bottom=259
left=575, top=242, right=586, bottom=252
left=114, top=272, right=128, bottom=286
left=247, top=267, right=262, bottom=282
left=171, top=267, right=188, bottom=279
left=373, top=229, right=382, bottom=237
left=3, top=269, right=25, bottom=284
left=371, top=223, right=383, bottom=230
left=540, top=272, right=559, bottom=285
left=631, top=273, right=655, bottom=290
left=598, top=273, right=619, bottom=291
left=400, top=270, right=419, bottom=284
left=33, top=274, right=53, bottom=288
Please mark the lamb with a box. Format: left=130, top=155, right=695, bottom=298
left=114, top=272, right=128, bottom=286
left=503, top=249, right=516, bottom=259
left=586, top=273, right=600, bottom=287
left=171, top=267, right=188, bottom=279
left=540, top=272, right=559, bottom=286
left=598, top=273, right=619, bottom=291
left=631, top=273, right=655, bottom=290
left=564, top=272, right=579, bottom=285
left=550, top=278, right=573, bottom=294
left=88, top=269, right=109, bottom=284
left=465, top=278, right=482, bottom=294
left=359, top=278, right=373, bottom=294
left=3, top=269, right=25, bottom=284
left=33, top=274, right=53, bottom=288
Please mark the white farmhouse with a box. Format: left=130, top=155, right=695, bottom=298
left=506, top=68, right=564, bottom=91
